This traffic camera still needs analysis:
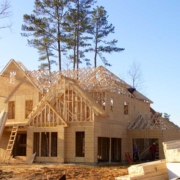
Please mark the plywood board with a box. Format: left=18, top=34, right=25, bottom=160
left=128, top=160, right=167, bottom=176
left=25, top=152, right=36, bottom=164
left=0, top=108, right=7, bottom=139
left=165, top=148, right=180, bottom=162
left=166, top=163, right=180, bottom=179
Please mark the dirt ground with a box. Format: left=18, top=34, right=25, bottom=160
left=0, top=163, right=128, bottom=180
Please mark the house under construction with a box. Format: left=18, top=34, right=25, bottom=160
left=0, top=59, right=180, bottom=163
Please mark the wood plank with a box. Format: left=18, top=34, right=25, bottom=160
left=128, top=160, right=167, bottom=176
left=165, top=148, right=180, bottom=162
left=25, top=152, right=36, bottom=164
left=0, top=108, right=7, bottom=140
left=115, top=172, right=168, bottom=180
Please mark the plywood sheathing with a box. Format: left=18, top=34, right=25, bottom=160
left=0, top=59, right=40, bottom=92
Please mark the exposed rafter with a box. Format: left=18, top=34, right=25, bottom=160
left=127, top=113, right=180, bottom=130
left=15, top=61, right=152, bottom=103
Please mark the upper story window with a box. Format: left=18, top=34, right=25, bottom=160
left=9, top=71, right=16, bottom=84
left=110, top=98, right=113, bottom=111
left=124, top=102, right=128, bottom=115
left=25, top=100, right=33, bottom=118
left=8, top=101, right=15, bottom=119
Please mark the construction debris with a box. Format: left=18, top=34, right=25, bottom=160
left=115, top=160, right=168, bottom=180
left=163, top=140, right=180, bottom=179
left=25, top=152, right=36, bottom=164
left=0, top=163, right=128, bottom=180
left=0, top=108, right=7, bottom=140
left=115, top=140, right=180, bottom=180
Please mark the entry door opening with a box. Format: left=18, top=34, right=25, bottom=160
left=111, top=138, right=121, bottom=162
left=98, top=137, right=121, bottom=162
left=98, top=137, right=109, bottom=162
left=13, top=134, right=27, bottom=156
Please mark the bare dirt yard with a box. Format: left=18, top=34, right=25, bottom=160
left=0, top=163, right=128, bottom=180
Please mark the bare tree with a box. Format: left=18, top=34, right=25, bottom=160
left=0, top=0, right=12, bottom=30
left=128, top=61, right=144, bottom=91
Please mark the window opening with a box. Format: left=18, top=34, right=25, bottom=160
left=110, top=98, right=113, bottom=111
left=33, top=133, right=40, bottom=156
left=33, top=132, right=57, bottom=157
left=25, top=100, right=33, bottom=118
left=51, top=132, right=57, bottom=157
left=41, top=132, right=49, bottom=157
left=124, top=102, right=128, bottom=115
left=8, top=101, right=15, bottom=119
left=102, top=92, right=106, bottom=110
left=9, top=71, right=16, bottom=84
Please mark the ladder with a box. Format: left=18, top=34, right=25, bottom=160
left=4, top=125, right=19, bottom=163
left=125, top=151, right=133, bottom=164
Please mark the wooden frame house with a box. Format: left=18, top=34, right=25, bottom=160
left=0, top=59, right=180, bottom=163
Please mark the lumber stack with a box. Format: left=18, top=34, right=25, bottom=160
left=163, top=140, right=180, bottom=179
left=115, top=160, right=168, bottom=180
left=163, top=140, right=180, bottom=162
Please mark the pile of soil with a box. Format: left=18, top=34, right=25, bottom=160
left=0, top=163, right=128, bottom=180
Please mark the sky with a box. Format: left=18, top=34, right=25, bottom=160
left=1, top=0, right=180, bottom=126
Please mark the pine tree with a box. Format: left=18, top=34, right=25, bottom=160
left=63, top=0, right=95, bottom=70
left=22, top=0, right=69, bottom=71
left=29, top=38, right=56, bottom=72
left=91, top=6, right=124, bottom=68
left=21, top=15, right=55, bottom=72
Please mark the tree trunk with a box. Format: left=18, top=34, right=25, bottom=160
left=76, top=0, right=79, bottom=70
left=56, top=5, right=61, bottom=71
left=94, top=23, right=98, bottom=68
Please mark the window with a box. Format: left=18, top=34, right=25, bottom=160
left=110, top=98, right=113, bottom=111
left=76, top=132, right=85, bottom=157
left=33, top=133, right=40, bottom=156
left=25, top=100, right=33, bottom=118
left=41, top=132, right=49, bottom=157
left=8, top=101, right=15, bottom=119
left=33, top=132, right=57, bottom=157
left=124, top=102, right=128, bottom=115
left=51, top=132, right=57, bottom=157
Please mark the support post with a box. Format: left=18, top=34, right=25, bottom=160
left=109, top=138, right=111, bottom=163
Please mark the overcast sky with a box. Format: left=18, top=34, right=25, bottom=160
left=1, top=0, right=180, bottom=126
